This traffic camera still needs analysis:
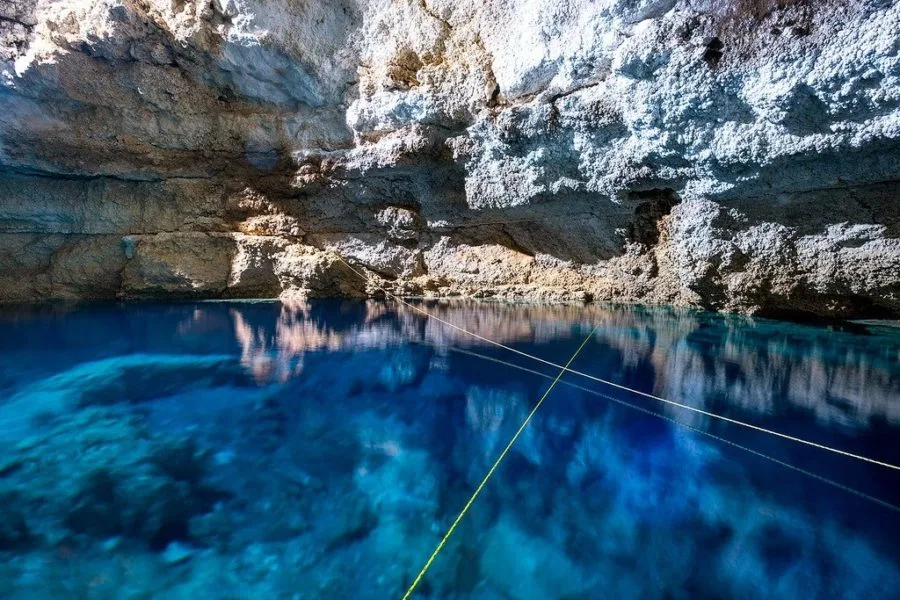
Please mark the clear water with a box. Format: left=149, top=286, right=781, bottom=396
left=0, top=300, right=898, bottom=599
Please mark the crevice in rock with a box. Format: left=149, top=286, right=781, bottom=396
left=703, top=37, right=724, bottom=68
left=0, top=15, right=33, bottom=28
left=757, top=296, right=899, bottom=321
left=547, top=80, right=605, bottom=105
left=417, top=0, right=453, bottom=32
left=1, top=165, right=214, bottom=184
left=627, top=188, right=681, bottom=247
left=385, top=48, right=424, bottom=90
left=471, top=33, right=505, bottom=109
left=207, top=0, right=235, bottom=28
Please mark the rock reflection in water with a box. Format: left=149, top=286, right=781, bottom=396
left=224, top=299, right=900, bottom=428
left=0, top=300, right=897, bottom=599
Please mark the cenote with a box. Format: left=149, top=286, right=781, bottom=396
left=0, top=300, right=898, bottom=599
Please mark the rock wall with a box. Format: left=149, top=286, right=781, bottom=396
left=1, top=0, right=898, bottom=317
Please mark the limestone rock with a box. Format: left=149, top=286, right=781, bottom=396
left=227, top=234, right=288, bottom=298
left=480, top=516, right=590, bottom=600
left=162, top=541, right=198, bottom=565
left=122, top=232, right=237, bottom=299
left=274, top=245, right=367, bottom=299
left=0, top=406, right=219, bottom=547
left=0, top=353, right=247, bottom=438
left=0, top=0, right=898, bottom=317
left=374, top=206, right=422, bottom=241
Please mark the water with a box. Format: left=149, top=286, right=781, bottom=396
left=0, top=300, right=898, bottom=599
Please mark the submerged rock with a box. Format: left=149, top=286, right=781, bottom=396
left=162, top=541, right=198, bottom=565
left=0, top=407, right=220, bottom=548
left=0, top=491, right=31, bottom=550
left=376, top=347, right=431, bottom=392
left=243, top=390, right=289, bottom=454
left=464, top=385, right=542, bottom=468
left=315, top=490, right=377, bottom=551
left=0, top=353, right=247, bottom=438
left=480, top=516, right=590, bottom=600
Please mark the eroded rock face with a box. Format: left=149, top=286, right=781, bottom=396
left=1, top=0, right=898, bottom=317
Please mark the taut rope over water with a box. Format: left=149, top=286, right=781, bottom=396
left=446, top=345, right=900, bottom=515
left=332, top=252, right=900, bottom=473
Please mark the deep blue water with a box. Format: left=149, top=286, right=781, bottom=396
left=0, top=300, right=898, bottom=599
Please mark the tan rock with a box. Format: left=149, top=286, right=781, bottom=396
left=121, top=232, right=236, bottom=298
left=0, top=0, right=898, bottom=317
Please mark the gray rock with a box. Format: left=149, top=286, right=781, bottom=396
left=0, top=0, right=898, bottom=317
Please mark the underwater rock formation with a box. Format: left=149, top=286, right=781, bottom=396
left=0, top=301, right=899, bottom=597
left=0, top=406, right=218, bottom=549
left=0, top=353, right=248, bottom=437
left=1, top=0, right=899, bottom=317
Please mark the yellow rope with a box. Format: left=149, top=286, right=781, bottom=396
left=400, top=326, right=599, bottom=600
left=333, top=253, right=900, bottom=472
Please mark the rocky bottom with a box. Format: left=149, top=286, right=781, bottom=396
left=0, top=300, right=899, bottom=599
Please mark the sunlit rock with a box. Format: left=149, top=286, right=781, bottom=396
left=0, top=1, right=897, bottom=316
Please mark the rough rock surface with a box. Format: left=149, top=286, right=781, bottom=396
left=1, top=0, right=898, bottom=317
left=0, top=406, right=217, bottom=548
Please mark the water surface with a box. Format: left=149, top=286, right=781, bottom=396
left=0, top=300, right=898, bottom=599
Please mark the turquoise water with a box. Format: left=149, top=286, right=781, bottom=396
left=0, top=300, right=898, bottom=599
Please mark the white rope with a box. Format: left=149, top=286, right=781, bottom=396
left=445, top=345, right=900, bottom=513
left=334, top=253, right=900, bottom=473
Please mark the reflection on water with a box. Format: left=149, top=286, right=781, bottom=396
left=215, top=300, right=900, bottom=427
left=0, top=300, right=898, bottom=599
